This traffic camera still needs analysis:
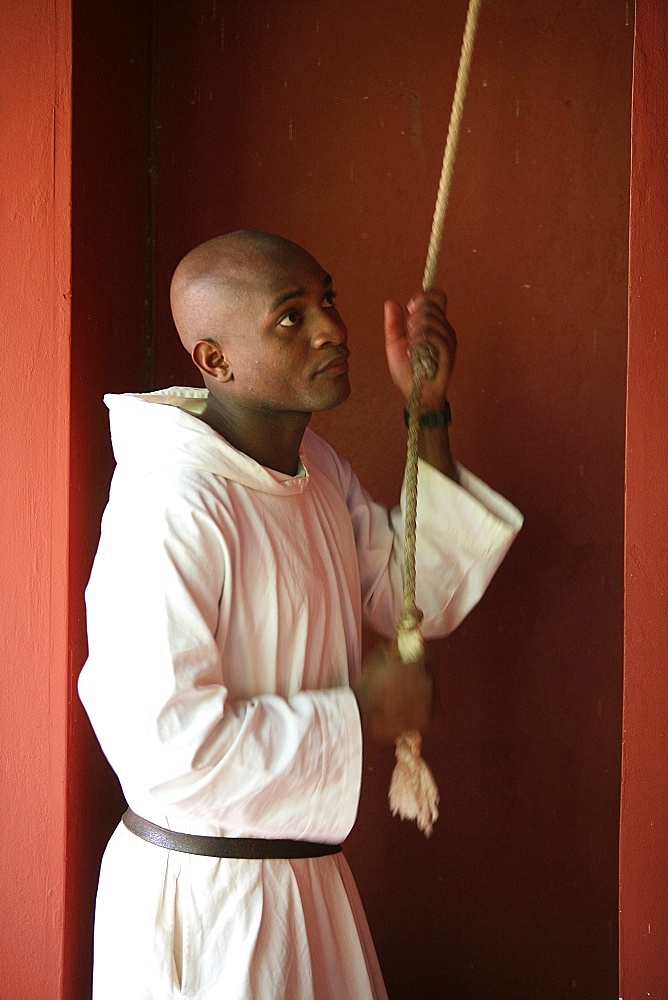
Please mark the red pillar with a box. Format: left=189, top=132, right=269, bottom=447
left=0, top=1, right=72, bottom=996
left=620, top=2, right=668, bottom=996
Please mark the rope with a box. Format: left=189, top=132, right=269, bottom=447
left=400, top=0, right=482, bottom=654
left=390, top=0, right=483, bottom=837
left=423, top=0, right=483, bottom=292
left=396, top=341, right=437, bottom=657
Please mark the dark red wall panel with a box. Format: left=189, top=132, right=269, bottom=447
left=69, top=3, right=152, bottom=997
left=151, top=2, right=632, bottom=997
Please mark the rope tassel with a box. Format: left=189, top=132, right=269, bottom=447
left=389, top=727, right=439, bottom=838
left=388, top=0, right=483, bottom=836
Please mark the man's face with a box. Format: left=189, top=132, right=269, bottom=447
left=216, top=247, right=350, bottom=415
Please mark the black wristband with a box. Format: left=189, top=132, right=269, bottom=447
left=403, top=401, right=452, bottom=428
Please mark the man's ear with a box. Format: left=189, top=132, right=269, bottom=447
left=192, top=339, right=233, bottom=382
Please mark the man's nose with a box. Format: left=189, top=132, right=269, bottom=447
left=312, top=311, right=347, bottom=348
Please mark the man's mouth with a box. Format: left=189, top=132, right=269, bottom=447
left=316, top=350, right=350, bottom=376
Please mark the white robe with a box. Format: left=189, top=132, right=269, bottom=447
left=79, top=387, right=522, bottom=1000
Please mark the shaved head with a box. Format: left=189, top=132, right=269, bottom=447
left=167, top=229, right=349, bottom=455
left=170, top=231, right=316, bottom=353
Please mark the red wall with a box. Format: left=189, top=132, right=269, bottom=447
left=2, top=3, right=650, bottom=998
left=619, top=4, right=668, bottom=997
left=0, top=1, right=71, bottom=996
left=151, top=2, right=632, bottom=996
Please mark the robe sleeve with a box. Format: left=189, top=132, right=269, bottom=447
left=344, top=457, right=523, bottom=640
left=79, top=470, right=362, bottom=842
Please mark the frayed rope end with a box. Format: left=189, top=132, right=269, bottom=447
left=389, top=730, right=439, bottom=838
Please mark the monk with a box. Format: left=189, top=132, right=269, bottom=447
left=79, top=231, right=522, bottom=999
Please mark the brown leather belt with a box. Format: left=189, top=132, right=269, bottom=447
left=122, top=809, right=342, bottom=859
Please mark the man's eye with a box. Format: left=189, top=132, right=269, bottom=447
left=278, top=310, right=300, bottom=328
left=322, top=290, right=337, bottom=308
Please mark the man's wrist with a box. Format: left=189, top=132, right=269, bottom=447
left=403, top=401, right=452, bottom=428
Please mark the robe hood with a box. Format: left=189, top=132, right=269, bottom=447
left=104, top=387, right=310, bottom=496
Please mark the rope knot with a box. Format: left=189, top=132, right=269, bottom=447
left=410, top=340, right=439, bottom=381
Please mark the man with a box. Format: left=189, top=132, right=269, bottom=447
left=79, top=231, right=522, bottom=999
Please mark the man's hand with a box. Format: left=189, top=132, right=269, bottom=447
left=353, top=640, right=433, bottom=742
left=384, top=290, right=459, bottom=481
left=384, top=290, right=456, bottom=411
